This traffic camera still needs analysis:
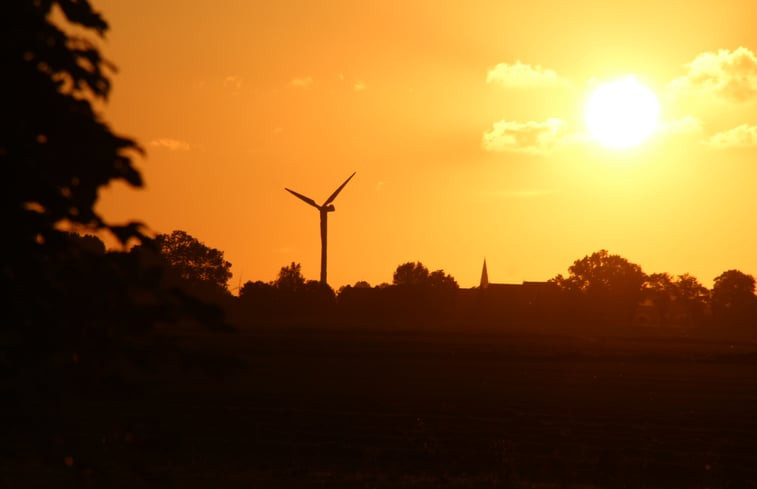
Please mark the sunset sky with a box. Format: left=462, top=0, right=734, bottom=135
left=95, top=1, right=757, bottom=290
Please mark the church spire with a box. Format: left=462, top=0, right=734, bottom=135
left=480, top=258, right=489, bottom=289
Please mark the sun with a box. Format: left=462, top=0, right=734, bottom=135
left=585, top=76, right=660, bottom=149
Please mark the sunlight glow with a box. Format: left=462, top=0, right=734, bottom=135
left=585, top=76, right=660, bottom=149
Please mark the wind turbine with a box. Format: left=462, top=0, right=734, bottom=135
left=285, top=172, right=356, bottom=285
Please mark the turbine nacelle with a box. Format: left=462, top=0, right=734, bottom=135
left=324, top=204, right=335, bottom=212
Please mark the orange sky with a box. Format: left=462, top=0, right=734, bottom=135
left=95, top=0, right=757, bottom=290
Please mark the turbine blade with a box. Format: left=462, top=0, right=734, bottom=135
left=323, top=172, right=356, bottom=206
left=285, top=188, right=320, bottom=209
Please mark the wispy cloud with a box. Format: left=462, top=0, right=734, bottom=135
left=486, top=61, right=564, bottom=88
left=149, top=138, right=191, bottom=151
left=482, top=118, right=569, bottom=154
left=658, top=116, right=703, bottom=135
left=491, top=189, right=556, bottom=199
left=224, top=75, right=243, bottom=90
left=291, top=76, right=313, bottom=88
left=704, top=124, right=757, bottom=148
left=353, top=81, right=367, bottom=92
left=670, top=47, right=757, bottom=101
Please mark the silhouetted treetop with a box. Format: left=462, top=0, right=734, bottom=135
left=2, top=0, right=143, bottom=248
left=643, top=272, right=710, bottom=325
left=393, top=262, right=430, bottom=287
left=674, top=274, right=709, bottom=303
left=713, top=270, right=755, bottom=308
left=428, top=269, right=459, bottom=289
left=644, top=272, right=676, bottom=314
left=712, top=270, right=756, bottom=324
left=240, top=280, right=273, bottom=298
left=275, top=262, right=306, bottom=292
left=553, top=250, right=645, bottom=294
left=336, top=280, right=372, bottom=297
left=392, top=262, right=458, bottom=290
left=552, top=250, right=646, bottom=323
left=155, top=230, right=232, bottom=290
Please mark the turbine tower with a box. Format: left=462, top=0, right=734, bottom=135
left=285, top=172, right=356, bottom=285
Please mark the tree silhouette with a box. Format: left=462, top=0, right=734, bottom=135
left=237, top=280, right=278, bottom=322
left=644, top=272, right=710, bottom=325
left=2, top=0, right=145, bottom=250
left=672, top=273, right=710, bottom=325
left=336, top=280, right=370, bottom=299
left=429, top=269, right=459, bottom=290
left=712, top=270, right=756, bottom=325
left=2, top=5, right=230, bottom=485
left=240, top=280, right=275, bottom=298
left=66, top=232, right=107, bottom=254
left=2, top=0, right=155, bottom=393
left=299, top=280, right=337, bottom=314
left=393, top=262, right=458, bottom=289
left=2, top=0, right=164, bottom=393
left=393, top=262, right=431, bottom=286
left=644, top=273, right=676, bottom=321
left=552, top=250, right=646, bottom=324
left=155, top=230, right=232, bottom=291
left=235, top=264, right=339, bottom=326
left=275, top=262, right=306, bottom=292
left=388, top=262, right=459, bottom=325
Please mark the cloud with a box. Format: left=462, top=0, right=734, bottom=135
left=670, top=47, right=757, bottom=101
left=149, top=138, right=191, bottom=151
left=492, top=189, right=555, bottom=199
left=291, top=76, right=313, bottom=88
left=482, top=118, right=569, bottom=154
left=486, top=61, right=564, bottom=88
left=703, top=124, right=757, bottom=148
left=658, top=116, right=703, bottom=135
left=353, top=81, right=367, bottom=92
left=223, top=75, right=243, bottom=90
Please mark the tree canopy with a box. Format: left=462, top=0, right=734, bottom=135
left=712, top=270, right=756, bottom=324
left=274, top=262, right=306, bottom=292
left=393, top=262, right=458, bottom=290
left=552, top=250, right=646, bottom=323
left=643, top=272, right=709, bottom=325
left=155, top=230, right=232, bottom=291
left=1, top=4, right=227, bottom=485
left=2, top=0, right=158, bottom=385
left=2, top=0, right=145, bottom=250
left=2, top=0, right=229, bottom=408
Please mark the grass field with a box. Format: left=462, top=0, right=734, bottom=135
left=5, top=325, right=757, bottom=488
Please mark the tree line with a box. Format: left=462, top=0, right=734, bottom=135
left=110, top=229, right=757, bottom=330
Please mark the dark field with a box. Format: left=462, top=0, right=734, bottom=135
left=6, top=326, right=757, bottom=488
